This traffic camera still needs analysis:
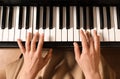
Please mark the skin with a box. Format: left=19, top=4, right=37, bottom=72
left=17, top=32, right=52, bottom=79
left=17, top=29, right=101, bottom=79
left=73, top=30, right=101, bottom=79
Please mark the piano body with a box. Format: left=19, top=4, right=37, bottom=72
left=0, top=0, right=120, bottom=48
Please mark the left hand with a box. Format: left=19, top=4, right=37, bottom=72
left=17, top=32, right=52, bottom=79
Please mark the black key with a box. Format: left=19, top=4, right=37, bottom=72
left=100, top=7, right=104, bottom=29
left=106, top=7, right=111, bottom=29
left=76, top=6, right=80, bottom=29
left=89, top=7, right=93, bottom=29
left=83, top=7, right=87, bottom=29
left=117, top=6, right=120, bottom=29
left=59, top=6, right=63, bottom=29
left=18, top=6, right=23, bottom=29
left=25, top=6, right=30, bottom=29
left=1, top=6, right=7, bottom=29
left=66, top=6, right=70, bottom=29
left=36, top=6, right=40, bottom=29
left=49, top=6, right=53, bottom=29
left=43, top=6, right=46, bottom=29
left=8, top=6, right=13, bottom=29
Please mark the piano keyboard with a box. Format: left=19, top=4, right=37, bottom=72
left=0, top=6, right=120, bottom=48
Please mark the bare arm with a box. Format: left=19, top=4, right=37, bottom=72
left=0, top=70, right=6, bottom=79
left=73, top=30, right=101, bottom=79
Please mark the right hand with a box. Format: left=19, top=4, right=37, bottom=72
left=73, top=30, right=101, bottom=79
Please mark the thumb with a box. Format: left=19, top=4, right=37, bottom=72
left=73, top=42, right=81, bottom=61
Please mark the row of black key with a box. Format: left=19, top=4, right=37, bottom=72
left=1, top=6, right=120, bottom=30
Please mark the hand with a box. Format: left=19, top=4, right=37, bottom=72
left=17, top=32, right=52, bottom=79
left=73, top=30, right=101, bottom=79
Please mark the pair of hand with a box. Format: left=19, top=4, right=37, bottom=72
left=17, top=30, right=101, bottom=79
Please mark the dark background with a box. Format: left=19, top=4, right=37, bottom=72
left=101, top=48, right=120, bottom=79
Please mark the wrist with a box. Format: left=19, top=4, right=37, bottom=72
left=19, top=71, right=36, bottom=79
left=85, top=72, right=101, bottom=79
left=19, top=66, right=38, bottom=79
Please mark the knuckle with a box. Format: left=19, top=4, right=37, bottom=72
left=31, top=40, right=36, bottom=45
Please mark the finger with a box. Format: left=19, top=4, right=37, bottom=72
left=80, top=29, right=88, bottom=51
left=89, top=35, right=95, bottom=54
left=73, top=42, right=81, bottom=61
left=37, top=33, right=44, bottom=54
left=25, top=32, right=32, bottom=52
left=93, top=30, right=100, bottom=53
left=43, top=49, right=52, bottom=64
left=17, top=39, right=25, bottom=54
left=31, top=32, right=39, bottom=52
left=85, top=30, right=91, bottom=44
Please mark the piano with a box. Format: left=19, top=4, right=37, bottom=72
left=0, top=0, right=120, bottom=48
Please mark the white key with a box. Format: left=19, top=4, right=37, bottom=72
left=50, top=7, right=56, bottom=41
left=21, top=6, right=27, bottom=41
left=86, top=7, right=91, bottom=33
left=103, top=7, right=109, bottom=41
left=3, top=6, right=9, bottom=41
left=33, top=6, right=39, bottom=34
left=113, top=7, right=120, bottom=41
left=56, top=7, right=62, bottom=41
left=93, top=7, right=97, bottom=30
left=67, top=6, right=74, bottom=41
left=109, top=7, right=115, bottom=41
left=86, top=7, right=89, bottom=29
left=96, top=7, right=103, bottom=41
left=73, top=6, right=79, bottom=41
left=9, top=7, right=16, bottom=41
left=91, top=7, right=98, bottom=38
left=80, top=7, right=84, bottom=29
left=15, top=6, right=21, bottom=41
left=62, top=7, right=67, bottom=41
left=39, top=7, right=44, bottom=35
left=0, top=29, right=2, bottom=41
left=27, top=7, right=33, bottom=35
left=0, top=6, right=3, bottom=41
left=0, top=6, right=2, bottom=28
left=80, top=7, right=84, bottom=41
left=44, top=7, right=50, bottom=41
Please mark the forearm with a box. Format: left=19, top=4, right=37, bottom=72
left=85, top=72, right=101, bottom=79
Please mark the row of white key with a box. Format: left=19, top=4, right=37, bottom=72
left=0, top=6, right=120, bottom=42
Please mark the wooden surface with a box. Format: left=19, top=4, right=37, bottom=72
left=101, top=47, right=120, bottom=79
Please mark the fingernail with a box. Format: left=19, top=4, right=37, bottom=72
left=17, top=39, right=19, bottom=42
left=73, top=42, right=77, bottom=47
left=80, top=29, right=83, bottom=33
left=40, top=33, right=44, bottom=38
left=17, top=39, right=20, bottom=41
left=41, top=33, right=44, bottom=35
left=80, top=29, right=83, bottom=31
left=50, top=48, right=53, bottom=52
